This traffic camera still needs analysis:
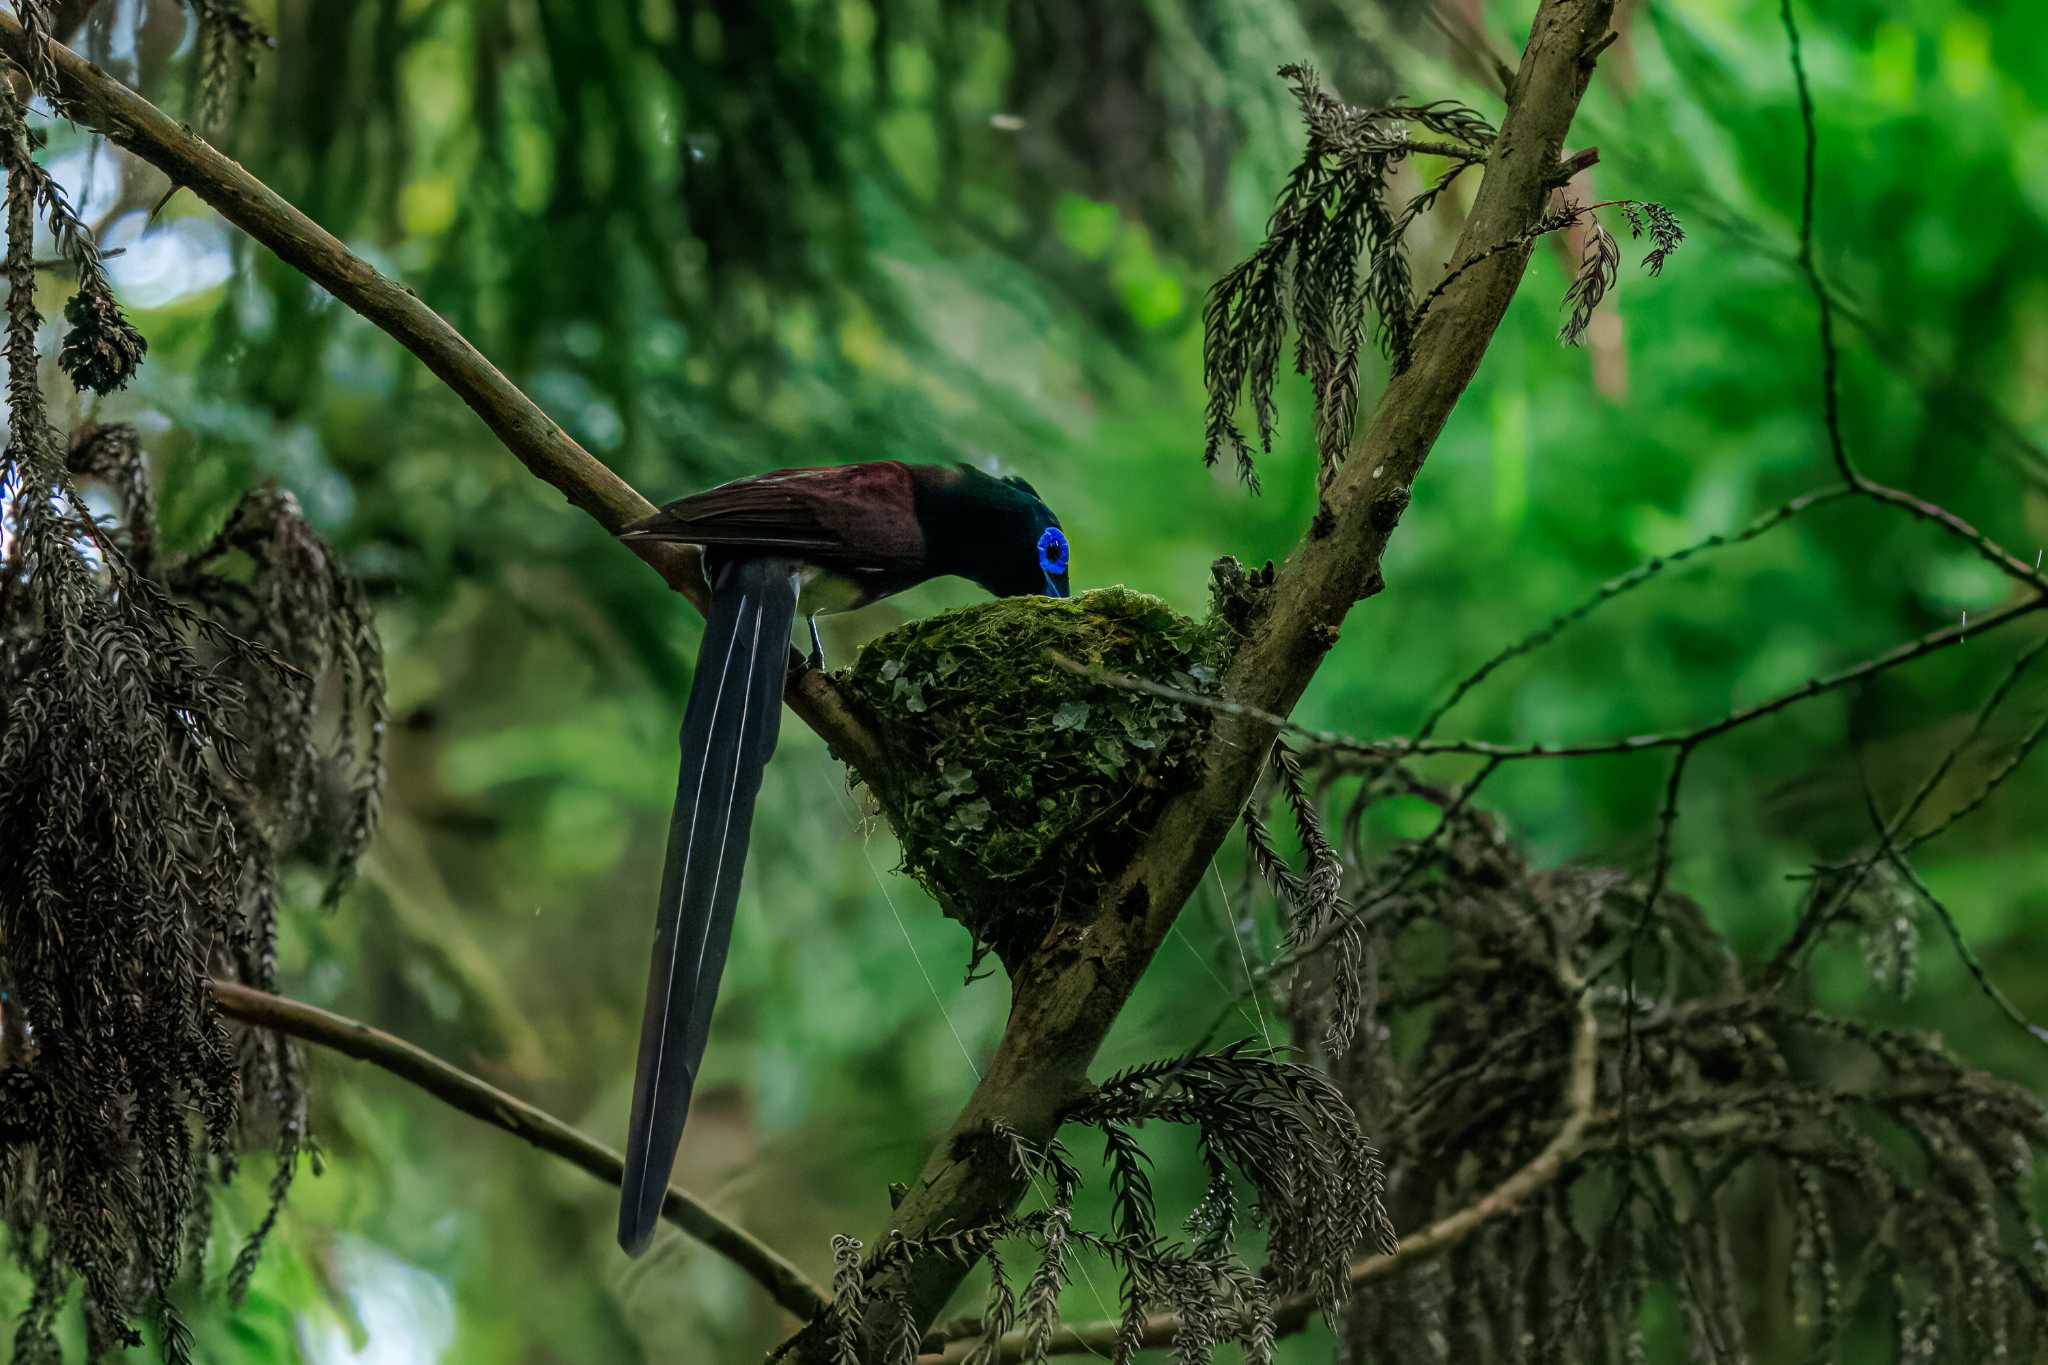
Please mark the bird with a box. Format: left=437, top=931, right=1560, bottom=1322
left=611, top=460, right=1070, bottom=1254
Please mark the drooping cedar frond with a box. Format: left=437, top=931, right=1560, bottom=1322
left=1201, top=64, right=1683, bottom=488
left=1202, top=64, right=1491, bottom=489
left=1555, top=201, right=1684, bottom=346
left=0, top=68, right=381, bottom=1360
left=1265, top=739, right=1366, bottom=1051
left=176, top=0, right=271, bottom=135
left=1558, top=219, right=1620, bottom=346
left=1075, top=1044, right=1396, bottom=1315
left=166, top=484, right=388, bottom=906
left=1282, top=779, right=2048, bottom=1365
left=810, top=1069, right=1385, bottom=1365
left=10, top=106, right=148, bottom=394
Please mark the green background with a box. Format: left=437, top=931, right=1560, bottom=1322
left=15, top=0, right=2048, bottom=1359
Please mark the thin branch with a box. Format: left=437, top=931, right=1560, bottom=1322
left=1404, top=137, right=1492, bottom=164
left=1899, top=636, right=2048, bottom=847
left=1760, top=634, right=2048, bottom=990
left=1877, top=846, right=2048, bottom=1045
left=1058, top=591, right=2046, bottom=765
left=1659, top=185, right=2048, bottom=488
left=207, top=980, right=830, bottom=1322
left=1742, top=0, right=2048, bottom=997
left=1853, top=476, right=2048, bottom=594
left=927, top=958, right=1601, bottom=1362
left=1412, top=205, right=1575, bottom=323
left=0, top=12, right=888, bottom=782
left=1416, top=485, right=1853, bottom=739
left=1836, top=759, right=2048, bottom=1046
left=1902, top=705, right=2048, bottom=854
left=1778, top=0, right=1852, bottom=485
left=826, top=7, right=1625, bottom=1354
left=1772, top=0, right=2048, bottom=601
left=1407, top=392, right=2048, bottom=753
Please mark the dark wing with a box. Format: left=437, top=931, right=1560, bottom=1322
left=621, top=462, right=925, bottom=569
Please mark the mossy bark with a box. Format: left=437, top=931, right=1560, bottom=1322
left=808, top=3, right=1621, bottom=1357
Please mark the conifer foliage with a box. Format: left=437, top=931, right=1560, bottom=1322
left=0, top=37, right=383, bottom=1358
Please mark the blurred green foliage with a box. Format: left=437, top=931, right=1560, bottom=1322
left=10, top=0, right=2047, bottom=1360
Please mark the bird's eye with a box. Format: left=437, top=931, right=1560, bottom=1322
left=1037, top=526, right=1069, bottom=575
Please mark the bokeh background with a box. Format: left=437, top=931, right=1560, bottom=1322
left=10, top=0, right=2048, bottom=1359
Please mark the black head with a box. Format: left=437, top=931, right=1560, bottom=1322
left=922, top=465, right=1070, bottom=600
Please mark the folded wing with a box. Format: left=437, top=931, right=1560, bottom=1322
left=621, top=462, right=925, bottom=571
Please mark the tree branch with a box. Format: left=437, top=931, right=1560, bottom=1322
left=207, top=979, right=830, bottom=1322
left=1064, top=588, right=2047, bottom=765
left=0, top=13, right=888, bottom=781
left=829, top=2, right=1623, bottom=1355
left=926, top=960, right=1601, bottom=1361
left=1, top=8, right=1619, bottom=1354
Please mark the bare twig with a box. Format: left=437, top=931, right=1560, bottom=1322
left=1902, top=705, right=2048, bottom=854
left=1416, top=485, right=1852, bottom=739
left=1877, top=846, right=2048, bottom=1045
left=1760, top=634, right=2048, bottom=990
left=1060, top=592, right=2045, bottom=765
left=30, top=244, right=123, bottom=269
left=1748, top=0, right=2048, bottom=998
left=1852, top=477, right=2048, bottom=593
left=1779, top=0, right=1852, bottom=485
left=208, top=980, right=830, bottom=1321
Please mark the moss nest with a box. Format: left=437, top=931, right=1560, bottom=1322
left=839, top=587, right=1229, bottom=957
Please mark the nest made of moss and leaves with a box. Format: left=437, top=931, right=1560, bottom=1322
left=839, top=587, right=1230, bottom=945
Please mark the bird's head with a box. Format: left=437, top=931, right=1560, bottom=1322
left=1006, top=474, right=1071, bottom=600
left=935, top=466, right=1070, bottom=600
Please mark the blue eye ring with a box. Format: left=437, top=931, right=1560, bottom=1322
left=1037, top=526, right=1069, bottom=575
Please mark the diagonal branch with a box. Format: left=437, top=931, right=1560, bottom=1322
left=0, top=13, right=887, bottom=781
left=0, top=13, right=871, bottom=1324
left=828, top=3, right=1625, bottom=1357
left=208, top=979, right=830, bottom=1322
